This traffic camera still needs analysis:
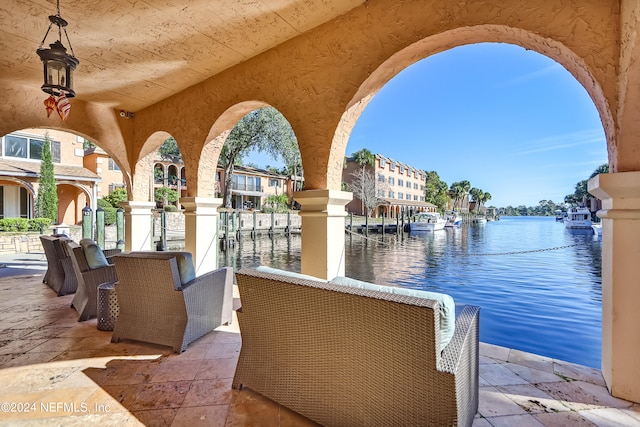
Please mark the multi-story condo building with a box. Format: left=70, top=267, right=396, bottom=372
left=343, top=153, right=435, bottom=217
left=0, top=129, right=299, bottom=224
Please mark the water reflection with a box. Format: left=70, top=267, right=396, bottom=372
left=219, top=217, right=602, bottom=368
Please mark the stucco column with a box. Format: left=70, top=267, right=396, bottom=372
left=181, top=197, right=221, bottom=275
left=588, top=171, right=640, bottom=403
left=294, top=189, right=352, bottom=280
left=120, top=201, right=155, bottom=252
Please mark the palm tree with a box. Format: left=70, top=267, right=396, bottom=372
left=469, top=188, right=484, bottom=213
left=480, top=192, right=492, bottom=212
left=352, top=148, right=375, bottom=172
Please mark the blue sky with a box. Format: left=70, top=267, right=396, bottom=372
left=250, top=42, right=607, bottom=208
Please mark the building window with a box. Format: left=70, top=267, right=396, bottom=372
left=398, top=192, right=403, bottom=200
left=108, top=158, right=120, bottom=171
left=389, top=191, right=395, bottom=198
left=3, top=134, right=61, bottom=163
left=406, top=181, right=411, bottom=188
left=388, top=177, right=394, bottom=186
left=414, top=183, right=418, bottom=189
left=406, top=194, right=411, bottom=200
left=414, top=195, right=418, bottom=201
left=390, top=162, right=396, bottom=171
left=108, top=183, right=125, bottom=193
left=377, top=189, right=385, bottom=197
left=269, top=178, right=281, bottom=187
left=398, top=179, right=403, bottom=187
left=379, top=158, right=386, bottom=168
left=377, top=174, right=385, bottom=182
left=400, top=165, right=405, bottom=173
left=5, top=135, right=27, bottom=158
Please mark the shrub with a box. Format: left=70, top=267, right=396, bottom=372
left=97, top=198, right=117, bottom=225
left=28, top=217, right=53, bottom=232
left=0, top=218, right=29, bottom=232
left=103, top=187, right=128, bottom=209
left=164, top=205, right=178, bottom=212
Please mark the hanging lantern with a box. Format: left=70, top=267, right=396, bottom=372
left=36, top=0, right=79, bottom=98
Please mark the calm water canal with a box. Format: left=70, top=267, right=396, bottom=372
left=219, top=216, right=602, bottom=368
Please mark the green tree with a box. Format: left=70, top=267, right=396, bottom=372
left=159, top=137, right=182, bottom=162
left=352, top=149, right=375, bottom=172
left=469, top=187, right=484, bottom=213
left=36, top=133, right=58, bottom=223
left=103, top=187, right=128, bottom=208
left=424, top=171, right=450, bottom=211
left=154, top=187, right=179, bottom=207
left=221, top=107, right=297, bottom=209
left=449, top=180, right=471, bottom=210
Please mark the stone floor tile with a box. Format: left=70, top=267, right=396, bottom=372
left=480, top=362, right=530, bottom=386
left=224, top=389, right=281, bottom=427
left=496, top=383, right=570, bottom=414
left=104, top=381, right=191, bottom=412
left=131, top=408, right=178, bottom=426
left=504, top=362, right=566, bottom=384
left=170, top=404, right=229, bottom=427
left=533, top=410, right=598, bottom=426
left=182, top=378, right=234, bottom=407
left=150, top=359, right=202, bottom=383
left=194, top=358, right=238, bottom=380
left=478, top=386, right=529, bottom=418
left=480, top=342, right=510, bottom=362
left=472, top=417, right=493, bottom=427
left=579, top=408, right=640, bottom=427
left=204, top=342, right=242, bottom=360
left=553, top=359, right=606, bottom=387
left=485, top=413, right=545, bottom=426
left=508, top=349, right=555, bottom=373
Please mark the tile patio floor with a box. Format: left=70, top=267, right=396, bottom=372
left=0, top=270, right=639, bottom=426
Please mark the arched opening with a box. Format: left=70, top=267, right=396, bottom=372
left=339, top=40, right=607, bottom=369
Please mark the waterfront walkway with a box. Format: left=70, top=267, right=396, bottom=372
left=0, top=255, right=639, bottom=426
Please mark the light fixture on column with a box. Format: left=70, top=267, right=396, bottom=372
left=36, top=0, right=79, bottom=121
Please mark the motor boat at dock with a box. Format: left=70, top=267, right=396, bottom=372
left=564, top=206, right=592, bottom=230
left=410, top=212, right=447, bottom=232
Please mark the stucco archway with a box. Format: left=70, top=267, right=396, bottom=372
left=331, top=25, right=614, bottom=192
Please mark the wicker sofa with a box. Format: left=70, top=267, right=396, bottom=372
left=233, top=268, right=480, bottom=427
left=112, top=252, right=234, bottom=352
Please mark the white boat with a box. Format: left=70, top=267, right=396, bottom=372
left=444, top=211, right=463, bottom=228
left=410, top=212, right=446, bottom=232
left=475, top=216, right=487, bottom=225
left=564, top=206, right=592, bottom=229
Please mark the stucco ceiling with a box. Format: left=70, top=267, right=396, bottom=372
left=2, top=0, right=363, bottom=112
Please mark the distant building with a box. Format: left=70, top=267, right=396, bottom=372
left=0, top=128, right=301, bottom=223
left=343, top=153, right=435, bottom=217
left=0, top=129, right=115, bottom=224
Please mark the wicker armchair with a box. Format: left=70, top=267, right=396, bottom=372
left=68, top=241, right=119, bottom=321
left=233, top=269, right=480, bottom=427
left=40, top=235, right=77, bottom=296
left=112, top=252, right=234, bottom=352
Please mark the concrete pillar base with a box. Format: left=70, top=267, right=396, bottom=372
left=588, top=171, right=640, bottom=403
left=120, top=201, right=156, bottom=252
left=294, top=189, right=352, bottom=280
left=180, top=197, right=222, bottom=275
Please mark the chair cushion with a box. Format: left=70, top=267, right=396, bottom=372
left=171, top=252, right=196, bottom=285
left=79, top=239, right=109, bottom=269
left=330, top=276, right=456, bottom=350
left=255, top=266, right=326, bottom=282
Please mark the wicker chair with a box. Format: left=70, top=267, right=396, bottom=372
left=112, top=252, right=234, bottom=352
left=68, top=241, right=119, bottom=321
left=40, top=235, right=77, bottom=296
left=233, top=268, right=480, bottom=427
